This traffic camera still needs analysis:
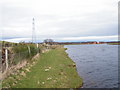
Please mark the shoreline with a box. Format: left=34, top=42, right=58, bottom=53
left=64, top=47, right=83, bottom=88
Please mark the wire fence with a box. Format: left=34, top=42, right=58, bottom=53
left=1, top=42, right=57, bottom=74
left=9, top=50, right=30, bottom=65
left=1, top=44, right=40, bottom=73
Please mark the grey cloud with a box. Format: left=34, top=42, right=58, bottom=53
left=1, top=0, right=118, bottom=42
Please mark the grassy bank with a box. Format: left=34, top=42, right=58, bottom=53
left=2, top=46, right=82, bottom=88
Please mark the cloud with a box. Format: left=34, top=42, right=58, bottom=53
left=0, top=0, right=118, bottom=42
left=61, top=35, right=118, bottom=41
left=4, top=35, right=118, bottom=43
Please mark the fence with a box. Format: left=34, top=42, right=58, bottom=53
left=0, top=43, right=55, bottom=81
left=1, top=44, right=40, bottom=73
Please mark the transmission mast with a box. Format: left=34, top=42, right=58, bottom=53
left=32, top=18, right=36, bottom=43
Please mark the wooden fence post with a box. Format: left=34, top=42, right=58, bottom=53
left=5, top=48, right=8, bottom=70
left=36, top=44, right=39, bottom=53
left=36, top=43, right=38, bottom=48
left=27, top=46, right=31, bottom=56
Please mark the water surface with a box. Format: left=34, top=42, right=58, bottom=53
left=65, top=44, right=118, bottom=88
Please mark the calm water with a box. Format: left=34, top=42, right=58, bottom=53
left=65, top=44, right=118, bottom=88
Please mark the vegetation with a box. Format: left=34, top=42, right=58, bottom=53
left=11, top=44, right=39, bottom=65
left=2, top=46, right=82, bottom=88
left=108, top=43, right=120, bottom=45
left=43, top=39, right=54, bottom=45
left=1, top=41, right=18, bottom=47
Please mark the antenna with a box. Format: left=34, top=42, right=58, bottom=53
left=32, top=18, right=36, bottom=43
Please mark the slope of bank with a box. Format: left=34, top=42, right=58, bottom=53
left=2, top=46, right=82, bottom=88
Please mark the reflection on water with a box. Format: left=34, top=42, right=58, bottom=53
left=65, top=44, right=118, bottom=88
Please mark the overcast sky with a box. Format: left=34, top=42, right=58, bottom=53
left=0, top=0, right=119, bottom=42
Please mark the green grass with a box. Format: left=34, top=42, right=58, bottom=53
left=2, top=46, right=82, bottom=88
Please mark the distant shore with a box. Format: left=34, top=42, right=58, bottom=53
left=107, top=43, right=120, bottom=45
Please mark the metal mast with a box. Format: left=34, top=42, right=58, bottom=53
left=32, top=18, right=36, bottom=43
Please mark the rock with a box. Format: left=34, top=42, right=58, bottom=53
left=13, top=83, right=16, bottom=86
left=47, top=77, right=52, bottom=80
left=25, top=68, right=30, bottom=72
left=53, top=80, right=56, bottom=82
left=33, top=62, right=35, bottom=64
left=45, top=69, right=49, bottom=72
left=38, top=81, right=40, bottom=84
left=14, top=81, right=17, bottom=84
left=21, top=71, right=26, bottom=77
left=48, top=67, right=51, bottom=69
left=42, top=82, right=45, bottom=84
left=68, top=64, right=76, bottom=67
left=64, top=76, right=67, bottom=79
left=60, top=72, right=64, bottom=75
left=72, top=64, right=76, bottom=67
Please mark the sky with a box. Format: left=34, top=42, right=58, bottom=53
left=0, top=0, right=119, bottom=43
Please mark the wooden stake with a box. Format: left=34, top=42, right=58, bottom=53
left=5, top=49, right=8, bottom=70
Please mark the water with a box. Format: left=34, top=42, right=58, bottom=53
left=65, top=44, right=118, bottom=88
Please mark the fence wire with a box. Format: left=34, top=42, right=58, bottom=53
left=1, top=46, right=40, bottom=73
